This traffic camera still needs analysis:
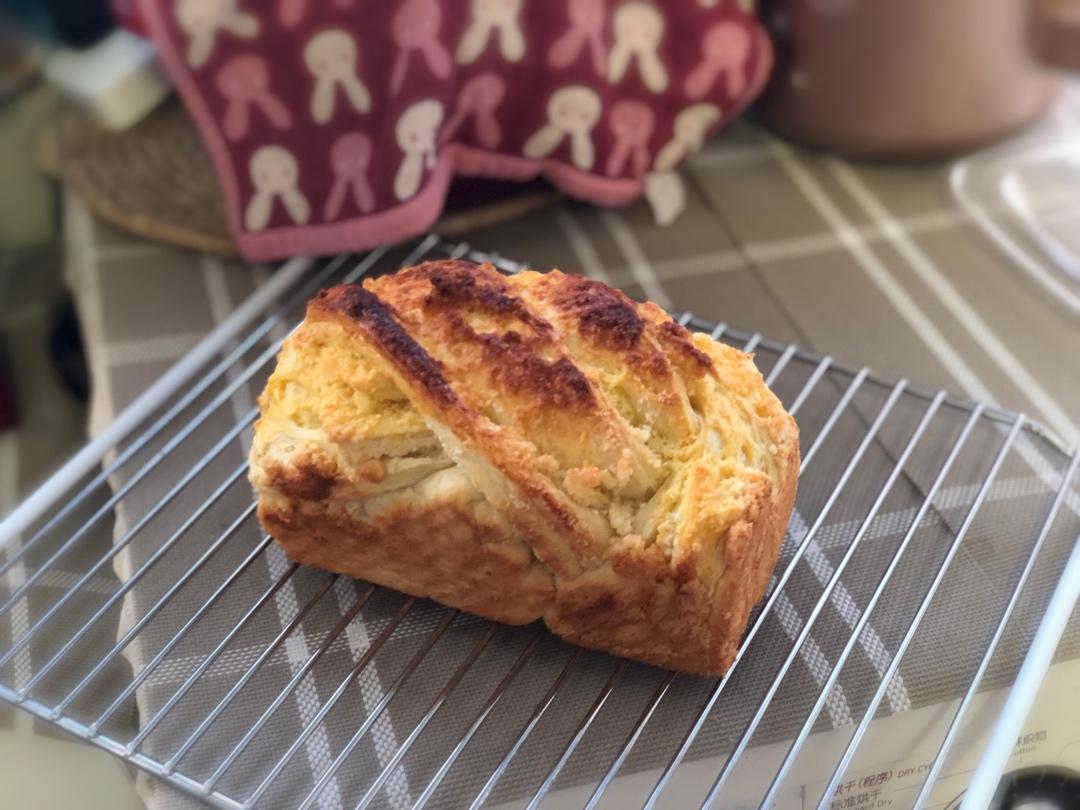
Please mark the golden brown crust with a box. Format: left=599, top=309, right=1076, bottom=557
left=314, top=284, right=460, bottom=408
left=249, top=260, right=799, bottom=675
left=256, top=461, right=553, bottom=625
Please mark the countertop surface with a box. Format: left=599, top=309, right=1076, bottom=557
left=58, top=99, right=1080, bottom=809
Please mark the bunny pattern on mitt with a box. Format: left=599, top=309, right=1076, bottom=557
left=137, top=0, right=771, bottom=260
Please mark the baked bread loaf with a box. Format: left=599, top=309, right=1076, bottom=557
left=250, top=260, right=799, bottom=675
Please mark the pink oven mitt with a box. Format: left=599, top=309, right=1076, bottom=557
left=135, top=0, right=772, bottom=261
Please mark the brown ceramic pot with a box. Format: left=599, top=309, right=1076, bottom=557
left=757, top=0, right=1080, bottom=159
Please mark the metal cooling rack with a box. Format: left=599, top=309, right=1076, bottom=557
left=1, top=236, right=1078, bottom=810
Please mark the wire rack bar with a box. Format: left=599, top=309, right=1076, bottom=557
left=0, top=255, right=313, bottom=547
left=815, top=415, right=1027, bottom=808
left=758, top=398, right=984, bottom=807
left=122, top=563, right=303, bottom=750
left=701, top=386, right=943, bottom=806
left=0, top=408, right=254, bottom=626
left=93, top=245, right=427, bottom=749
left=159, top=573, right=339, bottom=772
left=202, top=584, right=377, bottom=788
left=960, top=528, right=1080, bottom=809
left=20, top=467, right=253, bottom=699
left=687, top=379, right=913, bottom=807
left=522, top=327, right=770, bottom=808
left=266, top=605, right=453, bottom=809
left=87, top=543, right=283, bottom=734
left=62, top=528, right=271, bottom=720
left=584, top=671, right=674, bottom=810
left=787, top=356, right=834, bottom=416
left=634, top=368, right=876, bottom=809
left=410, top=628, right=546, bottom=809
left=5, top=245, right=390, bottom=590
left=456, top=242, right=1063, bottom=444
left=0, top=349, right=265, bottom=587
left=525, top=660, right=627, bottom=810
left=40, top=500, right=258, bottom=710
left=678, top=316, right=1053, bottom=442
left=3, top=683, right=241, bottom=810
left=0, top=252, right=358, bottom=580
left=464, top=235, right=1059, bottom=440
left=469, top=649, right=585, bottom=810
left=1, top=456, right=251, bottom=677
left=912, top=448, right=1080, bottom=808
left=350, top=625, right=499, bottom=810
left=583, top=351, right=851, bottom=809
left=4, top=251, right=390, bottom=701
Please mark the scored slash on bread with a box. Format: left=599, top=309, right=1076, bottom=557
left=249, top=260, right=799, bottom=675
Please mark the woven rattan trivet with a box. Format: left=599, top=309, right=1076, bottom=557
left=38, top=99, right=559, bottom=258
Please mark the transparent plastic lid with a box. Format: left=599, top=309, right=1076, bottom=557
left=951, top=82, right=1080, bottom=318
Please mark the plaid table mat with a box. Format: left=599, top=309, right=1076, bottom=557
left=56, top=98, right=1080, bottom=809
